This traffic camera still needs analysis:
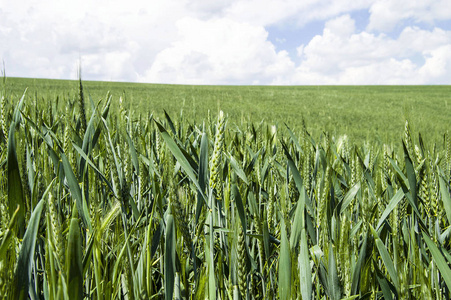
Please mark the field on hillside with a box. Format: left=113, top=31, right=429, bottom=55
left=1, top=77, right=451, bottom=299
left=5, top=77, right=451, bottom=146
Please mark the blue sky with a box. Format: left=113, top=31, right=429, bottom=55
left=0, top=0, right=450, bottom=84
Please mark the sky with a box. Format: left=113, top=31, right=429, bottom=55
left=0, top=0, right=450, bottom=85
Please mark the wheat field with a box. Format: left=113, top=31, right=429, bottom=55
left=1, top=79, right=451, bottom=299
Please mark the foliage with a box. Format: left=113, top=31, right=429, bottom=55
left=1, top=79, right=451, bottom=299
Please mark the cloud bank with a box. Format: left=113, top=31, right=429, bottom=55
left=0, top=0, right=450, bottom=84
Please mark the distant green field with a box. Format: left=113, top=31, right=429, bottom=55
left=4, top=77, right=451, bottom=146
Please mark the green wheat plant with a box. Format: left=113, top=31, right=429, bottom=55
left=0, top=79, right=451, bottom=299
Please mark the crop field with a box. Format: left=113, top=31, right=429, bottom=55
left=6, top=77, right=451, bottom=145
left=1, top=77, right=451, bottom=299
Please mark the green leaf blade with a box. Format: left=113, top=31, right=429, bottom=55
left=13, top=198, right=45, bottom=300
left=279, top=219, right=291, bottom=299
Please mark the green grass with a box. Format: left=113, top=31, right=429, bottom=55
left=4, top=77, right=451, bottom=146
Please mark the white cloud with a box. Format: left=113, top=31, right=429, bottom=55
left=294, top=60, right=418, bottom=85
left=368, top=0, right=451, bottom=31
left=419, top=45, right=451, bottom=81
left=296, top=15, right=397, bottom=76
left=142, top=17, right=294, bottom=84
left=324, top=14, right=356, bottom=37
left=0, top=0, right=450, bottom=84
left=398, top=26, right=451, bottom=54
left=223, top=0, right=373, bottom=27
left=0, top=0, right=193, bottom=80
left=292, top=15, right=451, bottom=84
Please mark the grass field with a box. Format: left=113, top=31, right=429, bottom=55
left=4, top=77, right=451, bottom=146
left=1, top=77, right=451, bottom=299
